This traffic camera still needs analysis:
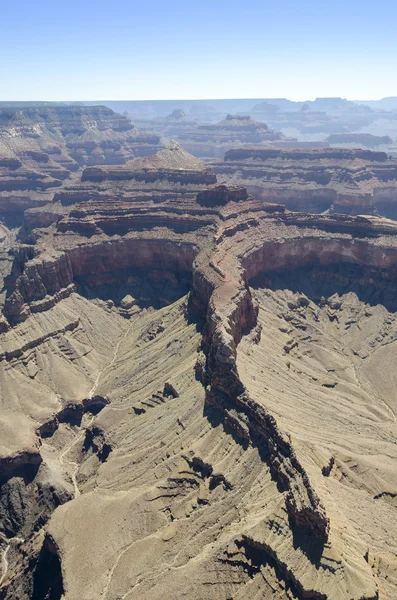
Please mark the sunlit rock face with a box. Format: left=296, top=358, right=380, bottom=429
left=0, top=132, right=397, bottom=600
left=212, top=146, right=397, bottom=216
left=177, top=114, right=289, bottom=158
left=0, top=105, right=162, bottom=218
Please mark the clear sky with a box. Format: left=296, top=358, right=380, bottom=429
left=1, top=0, right=396, bottom=101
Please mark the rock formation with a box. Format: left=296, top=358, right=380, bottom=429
left=326, top=133, right=393, bottom=148
left=250, top=97, right=377, bottom=136
left=96, top=98, right=397, bottom=158
left=213, top=146, right=397, bottom=216
left=178, top=114, right=289, bottom=158
left=0, top=106, right=162, bottom=219
left=0, top=105, right=161, bottom=166
left=0, top=137, right=397, bottom=600
left=138, top=110, right=201, bottom=139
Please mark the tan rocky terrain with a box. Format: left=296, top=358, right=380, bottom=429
left=176, top=114, right=290, bottom=158
left=130, top=113, right=290, bottom=160
left=0, top=106, right=161, bottom=219
left=213, top=147, right=397, bottom=217
left=115, top=97, right=397, bottom=157
left=0, top=138, right=397, bottom=600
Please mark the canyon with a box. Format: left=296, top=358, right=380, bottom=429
left=0, top=106, right=397, bottom=600
left=177, top=114, right=290, bottom=158
left=213, top=147, right=397, bottom=217
left=107, top=97, right=397, bottom=157
left=0, top=105, right=161, bottom=218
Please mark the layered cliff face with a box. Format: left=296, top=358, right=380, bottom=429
left=177, top=114, right=289, bottom=158
left=213, top=146, right=397, bottom=217
left=0, top=106, right=162, bottom=219
left=247, top=99, right=397, bottom=157
left=0, top=105, right=161, bottom=166
left=1, top=142, right=397, bottom=600
left=97, top=98, right=397, bottom=157
left=17, top=143, right=218, bottom=236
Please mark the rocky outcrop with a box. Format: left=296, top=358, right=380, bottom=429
left=81, top=141, right=214, bottom=182
left=213, top=146, right=397, bottom=216
left=2, top=142, right=397, bottom=599
left=196, top=184, right=249, bottom=206
left=224, top=147, right=389, bottom=162
left=178, top=115, right=290, bottom=158
left=3, top=249, right=75, bottom=324
left=0, top=105, right=161, bottom=166
left=0, top=105, right=162, bottom=218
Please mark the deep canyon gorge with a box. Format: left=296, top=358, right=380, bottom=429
left=0, top=103, right=396, bottom=600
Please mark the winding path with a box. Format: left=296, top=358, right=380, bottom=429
left=59, top=318, right=135, bottom=498
left=0, top=536, right=25, bottom=588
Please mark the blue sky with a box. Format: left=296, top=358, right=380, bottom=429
left=1, top=0, right=396, bottom=101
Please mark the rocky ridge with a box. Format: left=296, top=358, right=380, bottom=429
left=213, top=146, right=397, bottom=217
left=0, top=143, right=396, bottom=599
left=178, top=114, right=290, bottom=158
left=0, top=105, right=161, bottom=217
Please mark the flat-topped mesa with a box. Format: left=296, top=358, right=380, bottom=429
left=225, top=113, right=252, bottom=121
left=213, top=146, right=397, bottom=216
left=178, top=115, right=290, bottom=158
left=183, top=115, right=283, bottom=140
left=224, top=147, right=389, bottom=162
left=81, top=142, right=216, bottom=185
left=327, top=133, right=394, bottom=148
left=197, top=113, right=271, bottom=133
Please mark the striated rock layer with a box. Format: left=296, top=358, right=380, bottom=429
left=0, top=145, right=396, bottom=600
left=178, top=114, right=290, bottom=158
left=213, top=146, right=397, bottom=217
left=0, top=105, right=162, bottom=218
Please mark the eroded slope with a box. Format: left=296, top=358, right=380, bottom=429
left=1, top=145, right=397, bottom=599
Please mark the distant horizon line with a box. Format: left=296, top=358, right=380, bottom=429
left=1, top=96, right=397, bottom=103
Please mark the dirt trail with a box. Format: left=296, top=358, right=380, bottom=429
left=59, top=318, right=135, bottom=498
left=0, top=536, right=25, bottom=587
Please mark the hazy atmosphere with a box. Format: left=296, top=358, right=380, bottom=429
left=2, top=0, right=397, bottom=100
left=1, top=3, right=397, bottom=600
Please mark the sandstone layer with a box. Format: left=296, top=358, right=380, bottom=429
left=175, top=115, right=289, bottom=158
left=0, top=106, right=161, bottom=218
left=213, top=146, right=397, bottom=217
left=0, top=143, right=396, bottom=600
left=99, top=97, right=397, bottom=157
